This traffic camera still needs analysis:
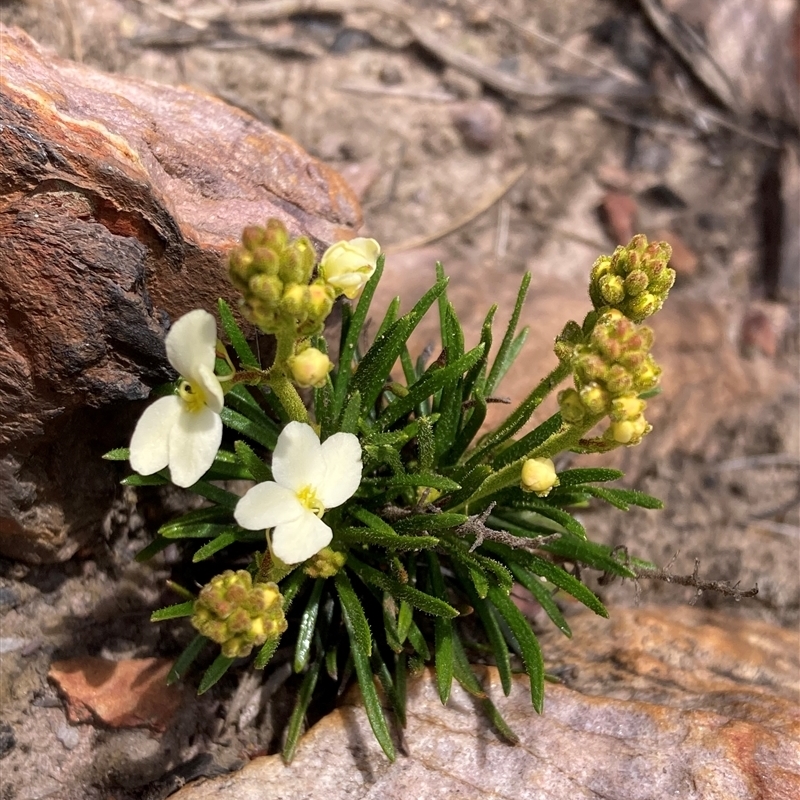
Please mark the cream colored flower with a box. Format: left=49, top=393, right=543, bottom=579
left=129, top=309, right=224, bottom=488
left=234, top=422, right=362, bottom=564
left=319, top=237, right=381, bottom=299
left=520, top=457, right=558, bottom=496
left=287, top=347, right=333, bottom=389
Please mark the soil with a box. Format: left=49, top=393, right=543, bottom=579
left=0, top=1, right=797, bottom=799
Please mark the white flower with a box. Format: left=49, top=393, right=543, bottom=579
left=234, top=422, right=362, bottom=565
left=129, top=309, right=224, bottom=488
left=319, top=237, right=381, bottom=299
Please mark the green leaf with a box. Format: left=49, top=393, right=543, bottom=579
left=583, top=485, right=664, bottom=510
left=371, top=649, right=406, bottom=727
left=509, top=563, right=571, bottom=637
left=134, top=536, right=172, bottom=562
left=445, top=394, right=487, bottom=466
left=338, top=390, right=362, bottom=435
left=254, top=637, right=281, bottom=671
left=383, top=472, right=461, bottom=492
left=218, top=298, right=260, bottom=369
left=378, top=345, right=484, bottom=429
left=336, top=571, right=395, bottom=761
left=451, top=633, right=519, bottom=744
left=486, top=273, right=531, bottom=396
left=493, top=412, right=563, bottom=469
left=406, top=618, right=431, bottom=661
left=348, top=555, right=458, bottom=619
left=186, top=480, right=239, bottom=509
left=487, top=584, right=545, bottom=712
left=225, top=383, right=279, bottom=433
left=192, top=531, right=237, bottom=562
left=150, top=601, right=195, bottom=621
left=497, top=504, right=587, bottom=539
left=442, top=464, right=492, bottom=512
left=197, top=654, right=235, bottom=694
left=122, top=473, right=168, bottom=487
left=462, top=305, right=496, bottom=401
left=539, top=535, right=637, bottom=579
left=294, top=579, right=325, bottom=673
left=332, top=254, right=385, bottom=416
left=466, top=361, right=570, bottom=470
left=103, top=447, right=130, bottom=461
left=220, top=406, right=277, bottom=449
left=167, top=634, right=208, bottom=685
left=427, top=552, right=454, bottom=704
left=159, top=522, right=230, bottom=540
left=375, top=295, right=401, bottom=341
left=339, top=526, right=437, bottom=551
left=158, top=506, right=231, bottom=535
left=351, top=277, right=448, bottom=413
left=393, top=512, right=468, bottom=534
left=234, top=440, right=272, bottom=483
left=452, top=561, right=512, bottom=694
left=282, top=655, right=322, bottom=764
left=555, top=468, right=625, bottom=487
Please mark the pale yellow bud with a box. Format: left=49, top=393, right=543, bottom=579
left=520, top=457, right=558, bottom=496
left=320, top=238, right=381, bottom=299
left=288, top=347, right=333, bottom=389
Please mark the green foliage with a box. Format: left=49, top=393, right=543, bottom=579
left=124, top=245, right=669, bottom=761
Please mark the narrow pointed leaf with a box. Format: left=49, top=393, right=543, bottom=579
left=150, top=601, right=195, bottom=621
left=487, top=585, right=544, bottom=712
left=221, top=406, right=277, bottom=449
left=167, top=634, right=208, bottom=685
left=486, top=273, right=530, bottom=395
left=510, top=563, right=571, bottom=637
left=198, top=654, right=235, bottom=694
left=427, top=552, right=454, bottom=704
left=294, top=579, right=325, bottom=673
left=234, top=440, right=272, bottom=483
left=218, top=298, right=260, bottom=368
left=282, top=655, right=322, bottom=764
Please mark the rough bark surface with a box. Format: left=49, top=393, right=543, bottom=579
left=0, top=25, right=361, bottom=562
left=171, top=606, right=800, bottom=800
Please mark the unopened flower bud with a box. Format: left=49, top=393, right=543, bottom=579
left=624, top=269, right=649, bottom=296
left=281, top=284, right=309, bottom=316
left=520, top=457, right=559, bottom=496
left=262, top=218, right=289, bottom=251
left=599, top=274, right=625, bottom=305
left=251, top=246, right=281, bottom=276
left=249, top=274, right=283, bottom=306
left=558, top=388, right=586, bottom=423
left=608, top=414, right=650, bottom=445
left=191, top=570, right=287, bottom=659
left=580, top=382, right=610, bottom=414
left=307, top=283, right=335, bottom=320
left=320, top=238, right=381, bottom=299
left=242, top=225, right=267, bottom=250
left=611, top=393, right=646, bottom=422
left=304, top=547, right=348, bottom=579
left=605, top=363, right=633, bottom=394
left=626, top=292, right=660, bottom=322
left=288, top=347, right=333, bottom=389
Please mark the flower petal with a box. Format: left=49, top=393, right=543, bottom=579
left=272, top=421, right=325, bottom=492
left=272, top=511, right=332, bottom=565
left=234, top=482, right=305, bottom=530
left=165, top=309, right=217, bottom=381
left=195, top=362, right=224, bottom=414
left=317, top=431, right=362, bottom=508
left=129, top=395, right=182, bottom=476
left=167, top=404, right=223, bottom=487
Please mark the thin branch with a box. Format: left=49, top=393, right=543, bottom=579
left=631, top=558, right=759, bottom=603
left=454, top=502, right=562, bottom=553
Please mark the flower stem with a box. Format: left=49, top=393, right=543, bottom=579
left=269, top=332, right=309, bottom=423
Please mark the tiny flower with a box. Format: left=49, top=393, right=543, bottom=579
left=319, top=238, right=381, bottom=299
left=234, top=422, right=362, bottom=565
left=129, top=309, right=224, bottom=488
left=287, top=347, right=333, bottom=389
left=521, top=457, right=559, bottom=496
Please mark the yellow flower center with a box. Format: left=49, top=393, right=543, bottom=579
left=178, top=380, right=206, bottom=413
left=296, top=485, right=324, bottom=517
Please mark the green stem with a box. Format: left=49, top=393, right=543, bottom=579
left=453, top=413, right=604, bottom=512
left=464, top=360, right=571, bottom=470
left=269, top=333, right=309, bottom=423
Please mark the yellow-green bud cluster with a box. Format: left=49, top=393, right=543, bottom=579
left=589, top=235, right=675, bottom=323
left=229, top=220, right=335, bottom=336
left=558, top=310, right=659, bottom=446
left=191, top=570, right=287, bottom=658
left=304, top=547, right=347, bottom=579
